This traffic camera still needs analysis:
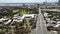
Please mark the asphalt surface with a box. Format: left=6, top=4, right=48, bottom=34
left=28, top=8, right=48, bottom=34
left=36, top=8, right=48, bottom=34
left=29, top=8, right=58, bottom=34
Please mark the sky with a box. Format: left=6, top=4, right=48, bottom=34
left=0, top=0, right=58, bottom=3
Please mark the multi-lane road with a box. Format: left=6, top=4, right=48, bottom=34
left=29, top=8, right=48, bottom=34
left=36, top=8, right=48, bottom=34
left=29, top=8, right=58, bottom=34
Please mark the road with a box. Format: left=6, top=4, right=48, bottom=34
left=29, top=8, right=58, bottom=34
left=29, top=8, right=48, bottom=34
left=36, top=8, right=48, bottom=34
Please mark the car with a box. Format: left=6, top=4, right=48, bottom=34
left=47, top=26, right=53, bottom=31
left=54, top=24, right=60, bottom=27
left=50, top=27, right=58, bottom=31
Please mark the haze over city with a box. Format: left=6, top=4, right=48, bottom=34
left=0, top=0, right=58, bottom=3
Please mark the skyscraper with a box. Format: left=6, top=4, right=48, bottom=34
left=58, top=0, right=60, bottom=5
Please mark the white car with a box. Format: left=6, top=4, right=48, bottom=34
left=54, top=24, right=60, bottom=27
left=54, top=21, right=60, bottom=27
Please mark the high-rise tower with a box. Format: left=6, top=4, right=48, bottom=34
left=58, top=0, right=60, bottom=5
